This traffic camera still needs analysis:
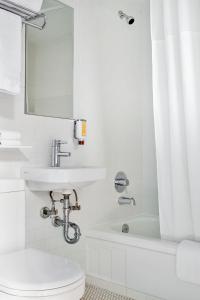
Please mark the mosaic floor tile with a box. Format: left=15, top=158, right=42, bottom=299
left=82, top=284, right=134, bottom=300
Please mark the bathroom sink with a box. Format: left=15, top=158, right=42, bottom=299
left=21, top=167, right=106, bottom=192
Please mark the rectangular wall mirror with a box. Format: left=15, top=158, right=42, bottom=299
left=25, top=0, right=74, bottom=119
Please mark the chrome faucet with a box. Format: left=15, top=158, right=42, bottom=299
left=51, top=140, right=71, bottom=167
left=118, top=196, right=136, bottom=206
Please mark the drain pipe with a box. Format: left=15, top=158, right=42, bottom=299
left=40, top=191, right=81, bottom=244
left=62, top=194, right=81, bottom=244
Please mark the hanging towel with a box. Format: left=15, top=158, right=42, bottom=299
left=0, top=140, right=21, bottom=146
left=12, top=0, right=43, bottom=12
left=0, top=9, right=21, bottom=95
left=176, top=240, right=200, bottom=285
left=0, top=130, right=21, bottom=140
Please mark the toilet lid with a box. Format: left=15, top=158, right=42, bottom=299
left=0, top=248, right=84, bottom=291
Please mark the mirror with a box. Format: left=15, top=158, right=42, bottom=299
left=25, top=0, right=74, bottom=119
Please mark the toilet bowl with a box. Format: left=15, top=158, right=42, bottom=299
left=0, top=180, right=85, bottom=299
left=0, top=248, right=85, bottom=300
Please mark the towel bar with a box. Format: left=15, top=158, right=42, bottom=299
left=0, top=0, right=46, bottom=30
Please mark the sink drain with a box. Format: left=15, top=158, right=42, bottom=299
left=122, top=223, right=129, bottom=233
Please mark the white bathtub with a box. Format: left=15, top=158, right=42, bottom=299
left=86, top=215, right=200, bottom=300
left=111, top=215, right=160, bottom=238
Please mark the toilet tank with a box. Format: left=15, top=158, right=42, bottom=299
left=0, top=179, right=25, bottom=254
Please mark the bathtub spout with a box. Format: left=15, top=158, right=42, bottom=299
left=118, top=196, right=136, bottom=206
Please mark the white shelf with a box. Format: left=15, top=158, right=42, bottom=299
left=0, top=145, right=32, bottom=149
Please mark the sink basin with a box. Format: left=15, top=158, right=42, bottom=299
left=21, top=166, right=106, bottom=192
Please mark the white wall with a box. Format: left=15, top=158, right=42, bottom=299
left=92, top=0, right=158, bottom=217
left=0, top=0, right=157, bottom=270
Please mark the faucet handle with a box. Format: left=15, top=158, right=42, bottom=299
left=53, top=139, right=68, bottom=146
left=59, top=141, right=68, bottom=145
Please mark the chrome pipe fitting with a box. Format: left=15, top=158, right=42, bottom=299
left=118, top=196, right=136, bottom=206
left=62, top=194, right=81, bottom=244
left=40, top=206, right=57, bottom=219
left=40, top=191, right=81, bottom=244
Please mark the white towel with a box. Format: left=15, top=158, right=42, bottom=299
left=0, top=9, right=21, bottom=95
left=176, top=240, right=200, bottom=285
left=12, top=0, right=43, bottom=12
left=0, top=130, right=21, bottom=140
left=0, top=140, right=21, bottom=146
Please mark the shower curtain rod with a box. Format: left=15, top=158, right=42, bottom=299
left=0, top=0, right=46, bottom=30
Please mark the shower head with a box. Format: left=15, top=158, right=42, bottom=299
left=118, top=10, right=135, bottom=25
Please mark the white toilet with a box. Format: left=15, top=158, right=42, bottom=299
left=0, top=180, right=85, bottom=300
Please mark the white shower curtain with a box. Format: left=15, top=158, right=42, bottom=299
left=151, top=0, right=200, bottom=241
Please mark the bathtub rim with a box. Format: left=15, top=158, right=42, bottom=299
left=86, top=214, right=177, bottom=256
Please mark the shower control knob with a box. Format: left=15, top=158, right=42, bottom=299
left=115, top=178, right=129, bottom=187
left=114, top=171, right=130, bottom=193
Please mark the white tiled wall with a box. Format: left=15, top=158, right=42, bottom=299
left=25, top=0, right=158, bottom=270
left=0, top=0, right=158, bottom=272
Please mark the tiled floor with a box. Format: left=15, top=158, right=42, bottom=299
left=82, top=284, right=134, bottom=300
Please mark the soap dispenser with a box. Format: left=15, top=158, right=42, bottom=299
left=74, top=119, right=87, bottom=145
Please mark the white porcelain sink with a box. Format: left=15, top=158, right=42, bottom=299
left=21, top=167, right=106, bottom=192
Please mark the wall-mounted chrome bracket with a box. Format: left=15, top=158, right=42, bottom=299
left=0, top=0, right=46, bottom=30
left=114, top=171, right=129, bottom=193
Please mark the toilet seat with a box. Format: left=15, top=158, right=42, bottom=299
left=0, top=248, right=85, bottom=297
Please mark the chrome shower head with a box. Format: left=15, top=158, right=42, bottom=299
left=118, top=10, right=135, bottom=25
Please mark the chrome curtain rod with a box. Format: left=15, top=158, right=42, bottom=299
left=0, top=0, right=46, bottom=30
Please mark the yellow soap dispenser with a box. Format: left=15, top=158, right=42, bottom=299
left=74, top=119, right=87, bottom=145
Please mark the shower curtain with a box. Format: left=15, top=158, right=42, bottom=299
left=151, top=0, right=200, bottom=241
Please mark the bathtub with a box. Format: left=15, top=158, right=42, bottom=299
left=86, top=215, right=200, bottom=300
